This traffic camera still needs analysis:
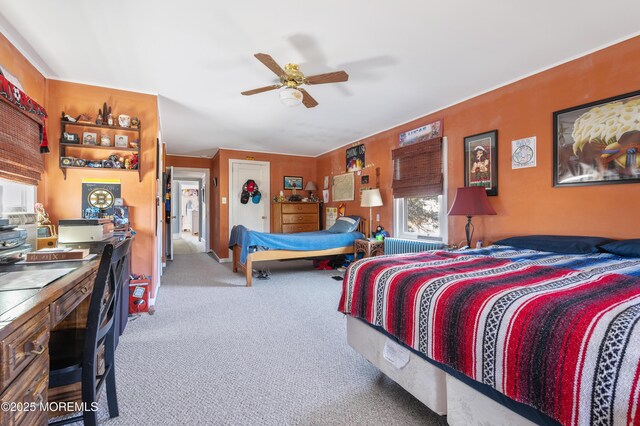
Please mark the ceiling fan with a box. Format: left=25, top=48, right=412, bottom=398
left=241, top=53, right=349, bottom=108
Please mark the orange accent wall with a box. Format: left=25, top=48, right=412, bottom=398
left=211, top=149, right=317, bottom=258
left=317, top=36, right=640, bottom=245
left=0, top=33, right=46, bottom=105
left=42, top=80, right=158, bottom=289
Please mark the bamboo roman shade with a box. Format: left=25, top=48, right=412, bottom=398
left=0, top=98, right=44, bottom=186
left=391, top=137, right=442, bottom=198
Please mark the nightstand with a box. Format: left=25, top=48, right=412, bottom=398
left=354, top=239, right=384, bottom=258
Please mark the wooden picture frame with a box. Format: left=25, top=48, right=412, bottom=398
left=283, top=176, right=303, bottom=190
left=553, top=90, right=640, bottom=187
left=464, top=130, right=498, bottom=196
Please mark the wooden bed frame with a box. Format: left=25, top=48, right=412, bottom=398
left=232, top=218, right=367, bottom=286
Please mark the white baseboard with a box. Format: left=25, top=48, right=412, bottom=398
left=208, top=250, right=231, bottom=263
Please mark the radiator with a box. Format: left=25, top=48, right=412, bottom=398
left=384, top=238, right=444, bottom=255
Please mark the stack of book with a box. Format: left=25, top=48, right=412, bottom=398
left=25, top=248, right=92, bottom=263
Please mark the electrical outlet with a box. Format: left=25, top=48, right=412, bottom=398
left=222, top=197, right=227, bottom=204
left=376, top=213, right=380, bottom=222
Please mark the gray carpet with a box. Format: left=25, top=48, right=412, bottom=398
left=87, top=253, right=447, bottom=425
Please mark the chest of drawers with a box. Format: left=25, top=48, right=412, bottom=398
left=272, top=202, right=321, bottom=233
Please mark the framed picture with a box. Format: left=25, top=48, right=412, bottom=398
left=464, top=130, right=498, bottom=196
left=399, top=119, right=444, bottom=146
left=361, top=175, right=369, bottom=184
left=553, top=90, right=640, bottom=187
left=114, top=134, right=128, bottom=148
left=346, top=144, right=365, bottom=172
left=283, top=176, right=303, bottom=190
left=82, top=132, right=97, bottom=145
left=323, top=175, right=329, bottom=189
left=332, top=172, right=355, bottom=201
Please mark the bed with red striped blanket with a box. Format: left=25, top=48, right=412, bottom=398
left=339, top=250, right=640, bottom=426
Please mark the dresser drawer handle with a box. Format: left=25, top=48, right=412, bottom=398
left=81, top=286, right=89, bottom=294
left=30, top=342, right=45, bottom=355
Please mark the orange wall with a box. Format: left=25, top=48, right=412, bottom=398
left=211, top=149, right=317, bottom=257
left=317, top=36, right=640, bottom=245
left=43, top=80, right=158, bottom=286
left=0, top=33, right=46, bottom=105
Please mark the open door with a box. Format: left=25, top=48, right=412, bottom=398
left=165, top=166, right=174, bottom=260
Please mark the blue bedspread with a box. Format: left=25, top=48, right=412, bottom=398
left=461, top=245, right=640, bottom=277
left=230, top=225, right=365, bottom=264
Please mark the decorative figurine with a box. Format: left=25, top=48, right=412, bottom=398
left=130, top=153, right=139, bottom=169
left=107, top=113, right=114, bottom=126
left=131, top=116, right=140, bottom=128
left=75, top=113, right=93, bottom=123
left=61, top=111, right=77, bottom=122
left=129, top=139, right=139, bottom=149
left=35, top=203, right=52, bottom=226
left=118, top=114, right=131, bottom=128
left=99, top=101, right=112, bottom=124
left=124, top=157, right=131, bottom=169
left=96, top=115, right=103, bottom=125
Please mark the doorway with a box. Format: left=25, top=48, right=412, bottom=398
left=174, top=181, right=204, bottom=254
left=228, top=160, right=270, bottom=256
left=167, top=167, right=210, bottom=258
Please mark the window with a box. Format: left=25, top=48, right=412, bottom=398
left=395, top=195, right=446, bottom=241
left=0, top=178, right=36, bottom=214
left=392, top=137, right=447, bottom=242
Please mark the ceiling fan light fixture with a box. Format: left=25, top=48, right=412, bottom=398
left=279, top=88, right=303, bottom=107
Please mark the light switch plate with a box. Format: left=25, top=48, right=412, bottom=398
left=222, top=197, right=227, bottom=204
left=376, top=213, right=380, bottom=222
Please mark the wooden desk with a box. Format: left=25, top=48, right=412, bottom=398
left=0, top=259, right=99, bottom=425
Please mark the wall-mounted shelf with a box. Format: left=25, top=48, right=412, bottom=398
left=59, top=119, right=142, bottom=182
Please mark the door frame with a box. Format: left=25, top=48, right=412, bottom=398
left=228, top=159, right=271, bottom=254
left=171, top=167, right=211, bottom=252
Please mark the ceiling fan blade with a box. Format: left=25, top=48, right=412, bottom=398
left=305, top=70, right=349, bottom=85
left=254, top=53, right=286, bottom=78
left=241, top=84, right=282, bottom=96
left=299, top=88, right=318, bottom=108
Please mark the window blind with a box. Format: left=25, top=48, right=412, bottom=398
left=391, top=137, right=442, bottom=198
left=0, top=98, right=44, bottom=186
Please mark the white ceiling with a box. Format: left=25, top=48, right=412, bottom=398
left=1, top=1, right=639, bottom=157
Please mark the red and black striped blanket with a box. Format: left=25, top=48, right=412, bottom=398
left=338, top=251, right=640, bottom=426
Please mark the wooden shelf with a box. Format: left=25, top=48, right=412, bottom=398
left=62, top=166, right=138, bottom=172
left=60, top=117, right=142, bottom=182
left=61, top=120, right=141, bottom=132
left=61, top=143, right=138, bottom=152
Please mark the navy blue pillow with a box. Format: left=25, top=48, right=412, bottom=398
left=599, top=239, right=640, bottom=258
left=327, top=216, right=360, bottom=233
left=493, top=235, right=614, bottom=254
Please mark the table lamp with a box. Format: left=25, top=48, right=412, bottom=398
left=304, top=181, right=317, bottom=198
left=448, top=187, right=496, bottom=248
left=361, top=188, right=383, bottom=239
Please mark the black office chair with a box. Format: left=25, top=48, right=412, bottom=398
left=49, top=239, right=131, bottom=426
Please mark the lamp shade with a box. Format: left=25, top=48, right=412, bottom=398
left=448, top=187, right=496, bottom=216
left=279, top=88, right=303, bottom=106
left=304, top=181, right=317, bottom=191
left=361, top=188, right=383, bottom=208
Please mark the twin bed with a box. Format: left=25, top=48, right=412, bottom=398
left=230, top=218, right=366, bottom=286
left=340, top=240, right=640, bottom=425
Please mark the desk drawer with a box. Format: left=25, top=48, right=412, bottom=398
left=282, top=223, right=319, bottom=233
left=282, top=213, right=317, bottom=225
left=281, top=203, right=318, bottom=214
left=0, top=350, right=48, bottom=426
left=0, top=309, right=49, bottom=392
left=50, top=273, right=94, bottom=327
